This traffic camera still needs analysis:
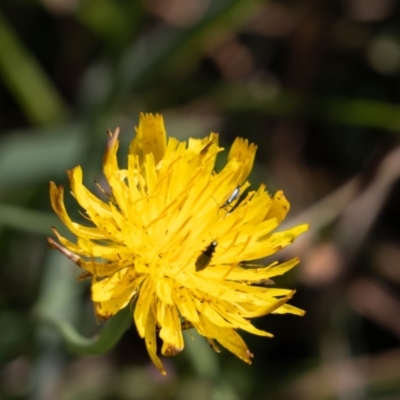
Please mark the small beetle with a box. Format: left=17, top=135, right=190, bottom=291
left=195, top=240, right=218, bottom=271
left=200, top=140, right=214, bottom=155
left=221, top=185, right=240, bottom=209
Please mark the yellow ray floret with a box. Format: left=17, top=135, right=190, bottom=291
left=48, top=112, right=309, bottom=375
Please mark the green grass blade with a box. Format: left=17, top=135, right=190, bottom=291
left=0, top=204, right=61, bottom=235
left=0, top=10, right=67, bottom=125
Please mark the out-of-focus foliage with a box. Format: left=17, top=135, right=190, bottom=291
left=1, top=0, right=400, bottom=399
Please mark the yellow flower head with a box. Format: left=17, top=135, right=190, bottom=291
left=48, top=113, right=309, bottom=375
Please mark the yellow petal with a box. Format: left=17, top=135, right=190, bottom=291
left=134, top=278, right=155, bottom=338
left=67, top=167, right=125, bottom=242
left=157, top=303, right=184, bottom=356
left=144, top=304, right=166, bottom=375
left=227, top=137, right=257, bottom=184
left=208, top=258, right=300, bottom=282
left=103, top=127, right=120, bottom=183
left=244, top=291, right=296, bottom=318
left=272, top=303, right=305, bottom=316
left=91, top=269, right=142, bottom=302
left=155, top=277, right=174, bottom=305
left=172, top=286, right=199, bottom=323
left=95, top=287, right=135, bottom=320
left=130, top=113, right=167, bottom=166
left=265, top=190, right=290, bottom=224
left=49, top=182, right=107, bottom=240
left=197, top=316, right=254, bottom=364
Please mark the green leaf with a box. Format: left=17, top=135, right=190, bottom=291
left=0, top=204, right=60, bottom=235
left=108, top=0, right=265, bottom=102
left=212, top=83, right=400, bottom=132
left=0, top=124, right=85, bottom=188
left=76, top=0, right=143, bottom=49
left=0, top=9, right=67, bottom=125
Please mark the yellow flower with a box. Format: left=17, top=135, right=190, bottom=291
left=48, top=113, right=309, bottom=375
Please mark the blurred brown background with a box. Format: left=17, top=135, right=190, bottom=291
left=1, top=0, right=400, bottom=399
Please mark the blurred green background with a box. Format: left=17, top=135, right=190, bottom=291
left=1, top=0, right=400, bottom=399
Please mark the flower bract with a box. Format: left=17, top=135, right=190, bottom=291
left=48, top=113, right=309, bottom=375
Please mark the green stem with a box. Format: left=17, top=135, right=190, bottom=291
left=34, top=306, right=132, bottom=356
